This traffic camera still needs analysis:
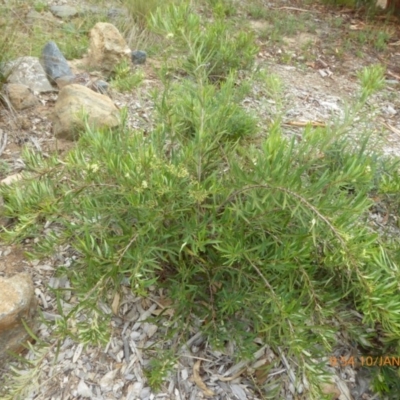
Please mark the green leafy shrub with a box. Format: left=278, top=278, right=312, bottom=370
left=2, top=62, right=400, bottom=398
left=153, top=73, right=257, bottom=143
left=149, top=3, right=258, bottom=80
left=110, top=60, right=144, bottom=92
left=121, top=0, right=178, bottom=29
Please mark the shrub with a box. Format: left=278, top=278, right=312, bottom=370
left=149, top=3, right=258, bottom=80
left=153, top=73, right=257, bottom=143
left=110, top=60, right=144, bottom=92
left=121, top=0, right=178, bottom=30
left=2, top=63, right=400, bottom=398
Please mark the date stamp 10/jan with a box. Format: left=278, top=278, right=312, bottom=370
left=330, top=356, right=400, bottom=368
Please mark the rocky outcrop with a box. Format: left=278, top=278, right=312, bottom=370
left=53, top=84, right=120, bottom=140
left=88, top=22, right=131, bottom=73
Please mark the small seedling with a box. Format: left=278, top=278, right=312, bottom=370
left=357, top=64, right=386, bottom=101
left=111, top=60, right=144, bottom=92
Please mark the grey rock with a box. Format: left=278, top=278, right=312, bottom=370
left=26, top=10, right=60, bottom=26
left=131, top=50, right=147, bottom=65
left=93, top=80, right=109, bottom=94
left=82, top=5, right=106, bottom=15
left=107, top=7, right=125, bottom=19
left=1, top=56, right=54, bottom=93
left=40, top=41, right=74, bottom=83
left=49, top=5, right=79, bottom=19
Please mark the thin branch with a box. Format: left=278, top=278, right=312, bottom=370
left=272, top=6, right=321, bottom=13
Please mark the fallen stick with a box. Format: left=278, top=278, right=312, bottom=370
left=283, top=120, right=326, bottom=127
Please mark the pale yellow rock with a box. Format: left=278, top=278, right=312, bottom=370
left=52, top=84, right=120, bottom=140
left=88, top=22, right=131, bottom=72
left=5, top=83, right=38, bottom=110
left=1, top=173, right=24, bottom=185
left=0, top=273, right=37, bottom=365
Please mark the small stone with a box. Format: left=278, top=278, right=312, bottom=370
left=4, top=83, right=38, bottom=110
left=383, top=104, right=397, bottom=116
left=55, top=75, right=76, bottom=89
left=93, top=80, right=109, bottom=94
left=0, top=273, right=37, bottom=366
left=26, top=10, right=60, bottom=26
left=107, top=8, right=125, bottom=19
left=40, top=41, right=74, bottom=83
left=1, top=173, right=24, bottom=185
left=131, top=50, right=147, bottom=65
left=49, top=5, right=79, bottom=19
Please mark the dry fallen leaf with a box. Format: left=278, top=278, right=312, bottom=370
left=192, top=360, right=215, bottom=397
left=382, top=121, right=400, bottom=137
left=150, top=296, right=175, bottom=316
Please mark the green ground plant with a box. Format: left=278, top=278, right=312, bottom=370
left=3, top=1, right=400, bottom=398
left=110, top=60, right=144, bottom=92
left=121, top=0, right=179, bottom=29
left=2, top=61, right=400, bottom=397
left=149, top=3, right=258, bottom=80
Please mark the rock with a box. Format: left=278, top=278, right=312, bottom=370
left=88, top=22, right=131, bottom=73
left=107, top=8, right=125, bottom=20
left=1, top=56, right=54, bottom=93
left=83, top=6, right=124, bottom=19
left=53, top=84, right=120, bottom=140
left=131, top=50, right=147, bottom=65
left=49, top=5, right=79, bottom=19
left=26, top=10, right=60, bottom=26
left=40, top=41, right=75, bottom=83
left=1, top=173, right=24, bottom=186
left=0, top=273, right=37, bottom=366
left=54, top=74, right=109, bottom=94
left=54, top=75, right=76, bottom=89
left=93, top=80, right=109, bottom=94
left=82, top=5, right=105, bottom=15
left=4, top=83, right=38, bottom=110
